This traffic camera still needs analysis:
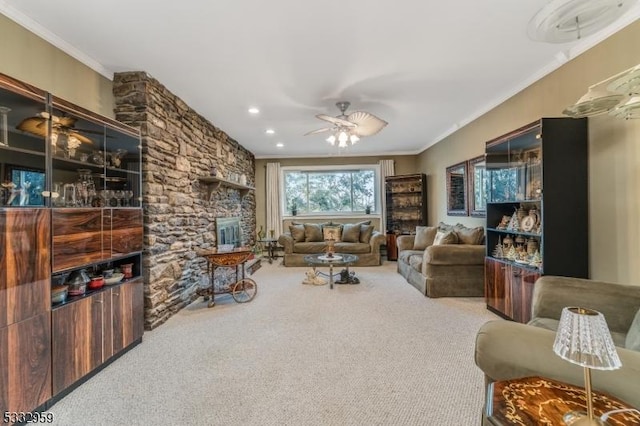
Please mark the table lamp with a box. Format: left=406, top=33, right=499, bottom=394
left=553, top=307, right=622, bottom=425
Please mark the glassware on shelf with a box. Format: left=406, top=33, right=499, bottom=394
left=76, top=169, right=97, bottom=207
left=62, top=183, right=77, bottom=207
left=0, top=106, right=11, bottom=146
left=109, top=149, right=127, bottom=168
left=91, top=150, right=105, bottom=165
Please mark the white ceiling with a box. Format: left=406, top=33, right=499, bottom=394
left=2, top=1, right=638, bottom=158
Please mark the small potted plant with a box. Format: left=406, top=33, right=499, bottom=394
left=291, top=201, right=297, bottom=216
left=365, top=205, right=371, bottom=215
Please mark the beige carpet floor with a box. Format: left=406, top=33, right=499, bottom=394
left=49, top=261, right=500, bottom=425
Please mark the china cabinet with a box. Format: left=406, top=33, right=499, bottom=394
left=385, top=174, right=427, bottom=260
left=484, top=118, right=588, bottom=322
left=0, top=72, right=144, bottom=415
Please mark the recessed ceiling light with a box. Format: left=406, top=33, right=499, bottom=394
left=265, top=129, right=275, bottom=135
left=248, top=107, right=260, bottom=114
left=276, top=142, right=284, bottom=148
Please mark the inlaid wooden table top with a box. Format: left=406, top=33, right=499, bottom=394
left=486, top=376, right=640, bottom=425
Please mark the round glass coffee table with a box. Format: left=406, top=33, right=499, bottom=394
left=303, top=253, right=359, bottom=289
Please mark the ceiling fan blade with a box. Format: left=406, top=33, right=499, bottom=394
left=16, top=117, right=48, bottom=137
left=304, top=127, right=334, bottom=136
left=347, top=111, right=388, bottom=136
left=316, top=114, right=357, bottom=128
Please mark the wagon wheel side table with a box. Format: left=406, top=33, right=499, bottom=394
left=196, top=247, right=258, bottom=307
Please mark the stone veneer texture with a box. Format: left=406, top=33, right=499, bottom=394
left=113, top=71, right=256, bottom=330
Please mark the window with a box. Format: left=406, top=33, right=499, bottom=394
left=282, top=166, right=379, bottom=216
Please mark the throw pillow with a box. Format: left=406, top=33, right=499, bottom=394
left=303, top=223, right=324, bottom=242
left=360, top=224, right=375, bottom=244
left=413, top=226, right=437, bottom=250
left=438, top=222, right=455, bottom=233
left=433, top=230, right=458, bottom=245
left=289, top=224, right=305, bottom=242
left=625, top=308, right=640, bottom=351
left=342, top=223, right=361, bottom=243
left=322, top=225, right=343, bottom=241
left=454, top=224, right=485, bottom=245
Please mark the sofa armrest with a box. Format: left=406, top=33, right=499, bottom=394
left=369, top=231, right=385, bottom=253
left=531, top=276, right=640, bottom=334
left=475, top=320, right=640, bottom=408
left=396, top=235, right=415, bottom=251
left=423, top=244, right=484, bottom=265
left=277, top=233, right=294, bottom=254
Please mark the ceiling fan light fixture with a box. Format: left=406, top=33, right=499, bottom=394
left=338, top=131, right=349, bottom=144
left=527, top=0, right=637, bottom=43
left=326, top=134, right=336, bottom=145
left=562, top=86, right=625, bottom=117
left=350, top=134, right=360, bottom=144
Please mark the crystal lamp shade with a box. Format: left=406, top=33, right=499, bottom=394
left=553, top=307, right=622, bottom=370
left=326, top=127, right=359, bottom=148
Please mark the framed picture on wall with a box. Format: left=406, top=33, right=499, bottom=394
left=446, top=161, right=468, bottom=216
left=468, top=155, right=486, bottom=217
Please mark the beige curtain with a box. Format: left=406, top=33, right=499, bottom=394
left=266, top=162, right=283, bottom=238
left=379, top=159, right=395, bottom=235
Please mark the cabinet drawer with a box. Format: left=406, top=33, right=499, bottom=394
left=111, top=209, right=143, bottom=256
left=52, top=209, right=103, bottom=272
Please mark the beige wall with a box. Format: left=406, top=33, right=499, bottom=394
left=0, top=14, right=115, bottom=118
left=418, top=21, right=640, bottom=285
left=254, top=155, right=417, bottom=232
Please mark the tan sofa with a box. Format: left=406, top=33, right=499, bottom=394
left=396, top=223, right=485, bottom=297
left=277, top=220, right=385, bottom=267
left=475, top=275, right=640, bottom=412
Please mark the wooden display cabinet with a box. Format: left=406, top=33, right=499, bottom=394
left=484, top=118, right=588, bottom=322
left=0, top=72, right=144, bottom=414
left=385, top=174, right=427, bottom=261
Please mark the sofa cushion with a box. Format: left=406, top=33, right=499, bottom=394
left=626, top=308, right=640, bottom=351
left=438, top=222, right=456, bottom=232
left=360, top=225, right=374, bottom=244
left=322, top=225, right=342, bottom=241
left=342, top=224, right=361, bottom=243
left=408, top=254, right=423, bottom=271
left=454, top=224, right=484, bottom=245
left=334, top=242, right=371, bottom=254
left=398, top=249, right=423, bottom=265
left=434, top=230, right=458, bottom=245
left=304, top=223, right=324, bottom=242
left=293, top=242, right=327, bottom=254
left=413, top=226, right=437, bottom=250
left=289, top=224, right=305, bottom=242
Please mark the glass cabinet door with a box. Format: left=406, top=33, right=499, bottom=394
left=0, top=84, right=47, bottom=207
left=49, top=104, right=106, bottom=208
left=486, top=128, right=541, bottom=203
left=105, top=127, right=141, bottom=208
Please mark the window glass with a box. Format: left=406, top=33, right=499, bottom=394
left=283, top=167, right=377, bottom=215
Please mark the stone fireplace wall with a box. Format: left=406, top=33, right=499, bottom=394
left=112, top=72, right=256, bottom=329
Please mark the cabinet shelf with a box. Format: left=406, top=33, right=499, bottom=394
left=487, top=227, right=541, bottom=238
left=0, top=144, right=45, bottom=157
left=486, top=256, right=542, bottom=272
left=52, top=276, right=142, bottom=309
left=199, top=176, right=254, bottom=197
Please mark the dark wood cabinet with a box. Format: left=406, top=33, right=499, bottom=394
left=0, top=313, right=51, bottom=415
left=484, top=118, right=588, bottom=322
left=0, top=72, right=144, bottom=413
left=386, top=234, right=398, bottom=261
left=51, top=279, right=143, bottom=396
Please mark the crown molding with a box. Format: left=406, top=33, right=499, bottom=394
left=255, top=148, right=422, bottom=160
left=0, top=1, right=114, bottom=80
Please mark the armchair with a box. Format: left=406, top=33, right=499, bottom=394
left=475, top=275, right=640, bottom=409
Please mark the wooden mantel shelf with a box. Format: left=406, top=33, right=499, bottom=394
left=199, top=176, right=255, bottom=197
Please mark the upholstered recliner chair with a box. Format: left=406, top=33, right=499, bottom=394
left=475, top=275, right=640, bottom=411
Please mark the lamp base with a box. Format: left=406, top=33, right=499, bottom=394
left=564, top=411, right=607, bottom=425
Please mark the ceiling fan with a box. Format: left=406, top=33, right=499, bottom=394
left=304, top=101, right=388, bottom=142
left=16, top=112, right=94, bottom=144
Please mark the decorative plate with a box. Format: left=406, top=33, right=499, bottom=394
left=521, top=216, right=536, bottom=232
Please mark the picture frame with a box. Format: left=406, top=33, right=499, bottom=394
left=467, top=155, right=487, bottom=218
left=446, top=161, right=468, bottom=216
